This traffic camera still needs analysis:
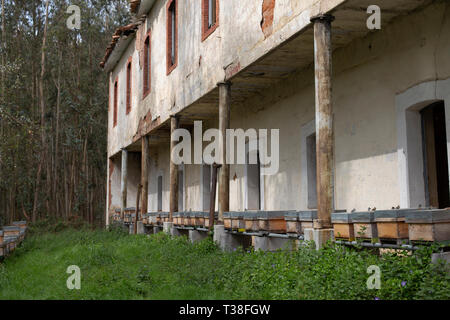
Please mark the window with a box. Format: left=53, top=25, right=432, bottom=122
left=245, top=144, right=261, bottom=210
left=113, top=78, right=118, bottom=127
left=306, top=133, right=317, bottom=209
left=178, top=165, right=184, bottom=211
left=202, top=0, right=219, bottom=41
left=143, top=32, right=151, bottom=97
left=166, top=0, right=177, bottom=74
left=126, top=58, right=132, bottom=114
left=202, top=164, right=212, bottom=211
left=157, top=176, right=163, bottom=212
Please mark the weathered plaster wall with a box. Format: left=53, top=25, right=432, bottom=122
left=107, top=0, right=346, bottom=157
left=111, top=1, right=450, bottom=214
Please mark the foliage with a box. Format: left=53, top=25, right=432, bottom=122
left=0, top=229, right=448, bottom=300
left=0, top=0, right=131, bottom=226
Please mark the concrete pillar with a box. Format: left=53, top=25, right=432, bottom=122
left=141, top=135, right=149, bottom=216
left=120, top=148, right=128, bottom=219
left=163, top=221, right=174, bottom=234
left=253, top=236, right=295, bottom=252
left=311, top=14, right=335, bottom=230
left=218, top=82, right=231, bottom=223
left=153, top=226, right=161, bottom=234
left=189, top=230, right=208, bottom=243
left=304, top=227, right=334, bottom=250
left=169, top=116, right=179, bottom=222
left=137, top=221, right=145, bottom=234
left=213, top=225, right=249, bottom=251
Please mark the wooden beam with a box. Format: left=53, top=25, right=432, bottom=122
left=120, top=148, right=128, bottom=219
left=218, top=82, right=231, bottom=223
left=169, top=116, right=179, bottom=222
left=311, top=14, right=334, bottom=229
left=141, top=136, right=149, bottom=215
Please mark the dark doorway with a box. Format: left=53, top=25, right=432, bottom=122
left=421, top=101, right=450, bottom=209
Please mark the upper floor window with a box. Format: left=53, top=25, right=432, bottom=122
left=143, top=32, right=151, bottom=97
left=126, top=58, right=132, bottom=114
left=113, top=78, right=118, bottom=127
left=202, top=0, right=219, bottom=41
left=166, top=0, right=178, bottom=74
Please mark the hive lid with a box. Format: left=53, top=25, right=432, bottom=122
left=223, top=212, right=232, bottom=218
left=405, top=209, right=450, bottom=223
left=351, top=211, right=376, bottom=223
left=284, top=211, right=299, bottom=220
left=298, top=210, right=318, bottom=221
left=331, top=212, right=353, bottom=223
left=2, top=226, right=20, bottom=231
left=230, top=212, right=245, bottom=218
left=374, top=208, right=421, bottom=220
left=257, top=211, right=296, bottom=219
left=243, top=212, right=258, bottom=219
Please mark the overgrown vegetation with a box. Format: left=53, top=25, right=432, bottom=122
left=0, top=0, right=131, bottom=226
left=0, top=227, right=448, bottom=300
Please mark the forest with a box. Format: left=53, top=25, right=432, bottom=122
left=0, top=0, right=131, bottom=226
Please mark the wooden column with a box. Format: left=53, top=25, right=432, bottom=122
left=141, top=135, right=150, bottom=217
left=169, top=116, right=179, bottom=222
left=311, top=14, right=335, bottom=229
left=120, top=148, right=128, bottom=219
left=218, top=81, right=231, bottom=223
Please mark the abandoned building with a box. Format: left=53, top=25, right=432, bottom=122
left=101, top=0, right=450, bottom=250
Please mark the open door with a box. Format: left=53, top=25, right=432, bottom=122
left=421, top=101, right=450, bottom=209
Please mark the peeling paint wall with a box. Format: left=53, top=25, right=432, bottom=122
left=107, top=0, right=346, bottom=158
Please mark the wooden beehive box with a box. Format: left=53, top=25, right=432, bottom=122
left=244, top=212, right=258, bottom=232
left=406, top=209, right=450, bottom=242
left=257, top=211, right=290, bottom=233
left=223, top=212, right=232, bottom=229
left=12, top=221, right=27, bottom=231
left=298, top=210, right=318, bottom=233
left=193, top=212, right=206, bottom=227
left=352, top=211, right=378, bottom=240
left=3, top=226, right=20, bottom=237
left=231, top=212, right=245, bottom=230
left=374, top=209, right=416, bottom=240
left=332, top=212, right=354, bottom=240
left=160, top=212, right=169, bottom=224
left=285, top=211, right=301, bottom=234
left=204, top=212, right=217, bottom=228
left=0, top=230, right=3, bottom=244
left=173, top=212, right=181, bottom=225
left=148, top=212, right=157, bottom=225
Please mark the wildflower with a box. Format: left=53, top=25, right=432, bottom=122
left=401, top=281, right=407, bottom=287
left=374, top=297, right=380, bottom=300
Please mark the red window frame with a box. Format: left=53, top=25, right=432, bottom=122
left=126, top=57, right=132, bottom=114
left=143, top=30, right=151, bottom=98
left=202, top=0, right=219, bottom=41
left=113, top=77, right=118, bottom=127
left=166, top=0, right=178, bottom=75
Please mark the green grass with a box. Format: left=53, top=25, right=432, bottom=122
left=0, top=224, right=449, bottom=300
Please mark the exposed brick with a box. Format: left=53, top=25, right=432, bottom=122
left=261, top=0, right=275, bottom=38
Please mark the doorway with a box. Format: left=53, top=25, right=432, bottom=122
left=421, top=101, right=450, bottom=209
